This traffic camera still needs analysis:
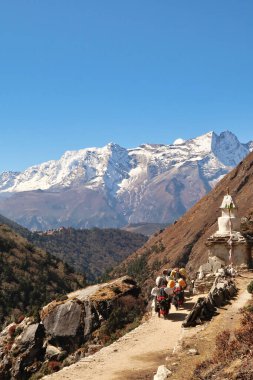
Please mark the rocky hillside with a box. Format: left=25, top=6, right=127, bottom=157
left=0, top=276, right=145, bottom=379
left=0, top=223, right=85, bottom=328
left=0, top=131, right=252, bottom=230
left=29, top=228, right=148, bottom=282
left=113, top=150, right=253, bottom=292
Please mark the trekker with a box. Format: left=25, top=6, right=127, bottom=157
left=179, top=267, right=187, bottom=281
left=155, top=269, right=169, bottom=288
left=172, top=280, right=185, bottom=309
left=151, top=279, right=175, bottom=318
left=171, top=268, right=182, bottom=280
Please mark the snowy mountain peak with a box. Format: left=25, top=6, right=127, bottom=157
left=106, top=142, right=121, bottom=149
left=0, top=130, right=252, bottom=230
left=184, top=131, right=215, bottom=155
left=173, top=138, right=185, bottom=145
left=0, top=130, right=252, bottom=196
left=211, top=131, right=248, bottom=166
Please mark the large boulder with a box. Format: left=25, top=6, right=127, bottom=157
left=0, top=318, right=45, bottom=379
left=40, top=276, right=139, bottom=348
left=42, top=301, right=83, bottom=337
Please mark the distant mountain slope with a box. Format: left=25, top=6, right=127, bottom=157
left=0, top=131, right=252, bottom=230
left=0, top=213, right=30, bottom=237
left=112, top=150, right=253, bottom=291
left=0, top=224, right=85, bottom=327
left=30, top=228, right=148, bottom=282
left=122, top=223, right=168, bottom=236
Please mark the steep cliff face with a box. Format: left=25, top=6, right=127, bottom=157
left=113, top=151, right=253, bottom=290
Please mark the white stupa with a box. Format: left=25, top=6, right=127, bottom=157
left=207, top=191, right=250, bottom=268
left=216, top=193, right=240, bottom=236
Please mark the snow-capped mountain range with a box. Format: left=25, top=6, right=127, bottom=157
left=0, top=131, right=252, bottom=230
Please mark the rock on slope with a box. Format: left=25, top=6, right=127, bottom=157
left=113, top=150, right=253, bottom=291
left=0, top=276, right=144, bottom=380
left=0, top=131, right=252, bottom=230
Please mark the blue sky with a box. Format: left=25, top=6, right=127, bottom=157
left=1, top=1, right=253, bottom=172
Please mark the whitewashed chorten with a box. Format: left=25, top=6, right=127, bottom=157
left=206, top=191, right=250, bottom=268
left=216, top=193, right=240, bottom=236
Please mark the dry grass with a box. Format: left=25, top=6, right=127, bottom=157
left=192, top=299, right=253, bottom=380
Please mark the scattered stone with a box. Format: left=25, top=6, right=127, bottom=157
left=193, top=273, right=216, bottom=294
left=45, top=344, right=62, bottom=360
left=153, top=365, right=172, bottom=380
left=188, top=348, right=199, bottom=355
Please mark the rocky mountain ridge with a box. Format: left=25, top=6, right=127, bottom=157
left=0, top=131, right=252, bottom=230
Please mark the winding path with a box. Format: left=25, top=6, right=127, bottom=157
left=43, top=274, right=253, bottom=380
left=43, top=297, right=196, bottom=380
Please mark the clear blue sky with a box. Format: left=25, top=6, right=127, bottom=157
left=1, top=1, right=253, bottom=172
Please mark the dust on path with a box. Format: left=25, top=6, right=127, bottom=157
left=43, top=296, right=197, bottom=380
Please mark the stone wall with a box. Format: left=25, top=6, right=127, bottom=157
left=206, top=233, right=250, bottom=267
left=182, top=276, right=237, bottom=328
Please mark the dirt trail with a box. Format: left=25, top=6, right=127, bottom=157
left=43, top=296, right=197, bottom=380
left=43, top=275, right=253, bottom=380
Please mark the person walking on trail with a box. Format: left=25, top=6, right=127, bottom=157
left=151, top=279, right=175, bottom=318
left=179, top=267, right=188, bottom=281
left=172, top=278, right=186, bottom=309
left=155, top=269, right=169, bottom=288
left=170, top=267, right=182, bottom=281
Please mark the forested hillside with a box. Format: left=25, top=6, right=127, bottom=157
left=30, top=228, right=148, bottom=282
left=0, top=224, right=85, bottom=327
left=0, top=213, right=29, bottom=238
left=0, top=215, right=148, bottom=282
